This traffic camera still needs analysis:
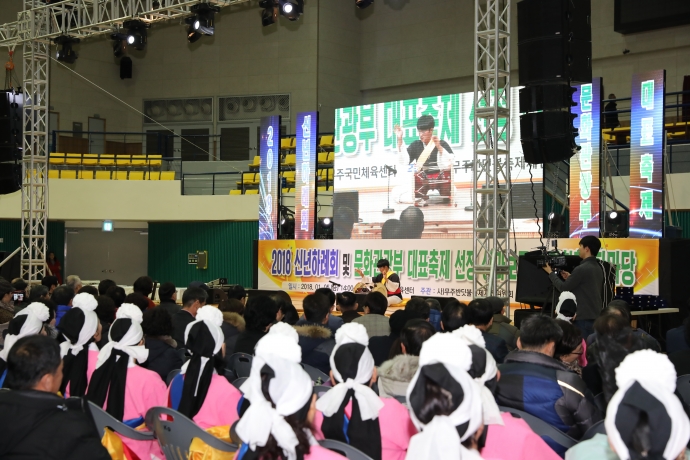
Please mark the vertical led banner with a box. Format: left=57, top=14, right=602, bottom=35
left=570, top=78, right=601, bottom=237
left=630, top=70, right=665, bottom=238
left=295, top=111, right=318, bottom=239
left=258, top=115, right=281, bottom=240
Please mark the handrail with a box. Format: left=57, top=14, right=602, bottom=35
left=0, top=247, right=21, bottom=268
left=181, top=171, right=242, bottom=196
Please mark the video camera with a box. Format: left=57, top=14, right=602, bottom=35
left=534, top=240, right=568, bottom=270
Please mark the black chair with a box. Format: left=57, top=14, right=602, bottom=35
left=232, top=377, right=248, bottom=390
left=580, top=420, right=606, bottom=441
left=227, top=353, right=253, bottom=379
left=302, top=363, right=329, bottom=385
left=677, top=375, right=690, bottom=408
left=498, top=406, right=577, bottom=450
left=145, top=406, right=237, bottom=460
left=319, top=439, right=373, bottom=460
left=392, top=394, right=407, bottom=405
left=89, top=401, right=154, bottom=441
left=593, top=392, right=607, bottom=412
left=313, top=385, right=331, bottom=398
left=166, top=369, right=181, bottom=386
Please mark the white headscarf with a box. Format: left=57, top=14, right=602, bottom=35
left=0, top=302, right=50, bottom=361
left=606, top=350, right=690, bottom=460
left=235, top=354, right=314, bottom=460
left=555, top=291, right=577, bottom=322
left=315, top=323, right=384, bottom=421
left=181, top=305, right=225, bottom=395
left=406, top=333, right=484, bottom=460
left=268, top=321, right=300, bottom=343
left=59, top=292, right=99, bottom=358
left=453, top=325, right=503, bottom=426
left=95, top=303, right=148, bottom=368
left=240, top=330, right=302, bottom=403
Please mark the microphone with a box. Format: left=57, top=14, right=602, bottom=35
left=329, top=280, right=342, bottom=287
left=383, top=164, right=397, bottom=175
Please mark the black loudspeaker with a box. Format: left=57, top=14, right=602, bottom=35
left=520, top=112, right=578, bottom=164
left=659, top=239, right=690, bottom=318
left=517, top=0, right=592, bottom=85
left=120, top=57, right=132, bottom=79
left=519, top=84, right=576, bottom=113
left=515, top=255, right=553, bottom=306
left=0, top=163, right=21, bottom=195
left=0, top=90, right=23, bottom=161
left=0, top=250, right=20, bottom=280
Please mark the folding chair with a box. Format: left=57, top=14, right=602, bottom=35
left=318, top=439, right=373, bottom=460
left=227, top=353, right=253, bottom=379
left=302, top=363, right=329, bottom=385
left=88, top=401, right=154, bottom=442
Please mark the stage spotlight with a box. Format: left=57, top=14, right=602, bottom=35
left=54, top=36, right=80, bottom=64
left=547, top=212, right=567, bottom=238
left=604, top=210, right=629, bottom=238
left=355, top=0, right=374, bottom=8
left=185, top=3, right=220, bottom=42
left=317, top=217, right=333, bottom=239
left=124, top=19, right=148, bottom=51
left=279, top=206, right=295, bottom=239
left=259, top=0, right=278, bottom=26
left=279, top=0, right=303, bottom=21
left=110, top=32, right=128, bottom=57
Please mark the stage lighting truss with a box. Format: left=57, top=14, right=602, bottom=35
left=124, top=19, right=148, bottom=51
left=185, top=3, right=220, bottom=42
left=54, top=35, right=79, bottom=63
left=355, top=0, right=374, bottom=8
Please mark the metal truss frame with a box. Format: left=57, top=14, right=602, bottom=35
left=3, top=0, right=250, bottom=281
left=473, top=0, right=511, bottom=303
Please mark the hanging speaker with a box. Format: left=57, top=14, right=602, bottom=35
left=0, top=90, right=23, bottom=162
left=120, top=57, right=132, bottom=79
left=0, top=163, right=21, bottom=195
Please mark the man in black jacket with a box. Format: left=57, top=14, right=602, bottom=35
left=0, top=335, right=110, bottom=459
left=171, top=287, right=207, bottom=349
left=157, top=282, right=181, bottom=317
left=544, top=235, right=605, bottom=339
left=465, top=298, right=509, bottom=364
left=293, top=293, right=335, bottom=375
left=496, top=315, right=602, bottom=444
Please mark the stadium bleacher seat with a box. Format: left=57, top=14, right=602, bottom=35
left=129, top=171, right=144, bottom=180
left=318, top=135, right=334, bottom=151
left=82, top=154, right=99, bottom=167
left=146, top=171, right=160, bottom=180
left=116, top=155, right=132, bottom=168
left=236, top=172, right=258, bottom=188
left=65, top=153, right=82, bottom=166
left=78, top=170, right=94, bottom=180
left=99, top=154, right=116, bottom=167
left=148, top=155, right=163, bottom=167
left=61, top=170, right=77, bottom=179
left=283, top=154, right=296, bottom=167
left=282, top=170, right=296, bottom=186
left=248, top=156, right=260, bottom=170
left=49, top=153, right=65, bottom=165
left=48, top=169, right=59, bottom=179
left=95, top=171, right=111, bottom=180
left=229, top=190, right=242, bottom=195
left=115, top=171, right=128, bottom=180
left=160, top=171, right=175, bottom=180
left=245, top=189, right=259, bottom=195
left=131, top=155, right=148, bottom=168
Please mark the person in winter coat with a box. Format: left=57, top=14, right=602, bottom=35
left=0, top=302, right=50, bottom=386
left=496, top=315, right=602, bottom=443
left=293, top=293, right=335, bottom=374
left=377, top=319, right=435, bottom=400
left=368, top=309, right=423, bottom=367
left=0, top=335, right=111, bottom=460
left=142, top=307, right=183, bottom=381
left=485, top=296, right=520, bottom=351
left=219, top=298, right=245, bottom=359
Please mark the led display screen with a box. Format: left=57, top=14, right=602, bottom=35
left=258, top=115, right=281, bottom=240
left=295, top=111, right=318, bottom=239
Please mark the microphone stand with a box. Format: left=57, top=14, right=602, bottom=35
left=382, top=164, right=396, bottom=214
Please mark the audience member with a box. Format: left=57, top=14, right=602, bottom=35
left=0, top=302, right=50, bottom=384
left=399, top=205, right=425, bottom=239
left=97, top=279, right=116, bottom=296
left=66, top=275, right=83, bottom=294
left=293, top=293, right=335, bottom=374
left=235, top=347, right=346, bottom=460
left=544, top=235, right=604, bottom=339
left=355, top=259, right=403, bottom=306
left=405, top=333, right=484, bottom=459
left=485, top=296, right=520, bottom=351
left=587, top=300, right=660, bottom=352
left=352, top=291, right=391, bottom=338
left=234, top=295, right=279, bottom=355
left=157, top=282, right=180, bottom=317
left=377, top=318, right=435, bottom=400
left=52, top=285, right=75, bottom=327
left=171, top=287, right=207, bottom=349
left=269, top=290, right=294, bottom=323
left=125, top=292, right=151, bottom=313
left=86, top=304, right=166, bottom=460
left=105, top=285, right=126, bottom=308
left=168, top=306, right=242, bottom=431
left=0, top=335, right=111, bottom=459
left=566, top=350, right=690, bottom=460
left=453, top=325, right=562, bottom=460
left=219, top=298, right=245, bottom=358
left=369, top=309, right=422, bottom=366
left=603, top=93, right=620, bottom=129
left=554, top=319, right=584, bottom=376
left=496, top=315, right=602, bottom=442
left=226, top=284, right=247, bottom=304
left=280, top=302, right=299, bottom=325
left=440, top=298, right=467, bottom=332
left=666, top=315, right=690, bottom=355
left=336, top=291, right=361, bottom=323
left=0, top=279, right=16, bottom=324
left=555, top=291, right=578, bottom=322
left=310, top=287, right=343, bottom=333
left=425, top=297, right=442, bottom=331
left=94, top=295, right=115, bottom=348
left=404, top=296, right=430, bottom=321
left=11, top=278, right=28, bottom=311
left=465, top=298, right=509, bottom=364
left=133, top=276, right=156, bottom=309
left=78, top=285, right=98, bottom=297
left=27, top=284, right=50, bottom=304
left=46, top=251, right=63, bottom=284
left=41, top=275, right=59, bottom=294
left=141, top=306, right=183, bottom=381
left=313, top=323, right=415, bottom=460
left=57, top=293, right=101, bottom=397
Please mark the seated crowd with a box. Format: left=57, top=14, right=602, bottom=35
left=0, top=274, right=689, bottom=460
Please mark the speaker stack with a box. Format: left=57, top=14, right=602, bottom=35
left=0, top=89, right=23, bottom=195
left=518, top=0, right=592, bottom=165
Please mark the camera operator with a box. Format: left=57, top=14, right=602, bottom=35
left=543, top=236, right=604, bottom=339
